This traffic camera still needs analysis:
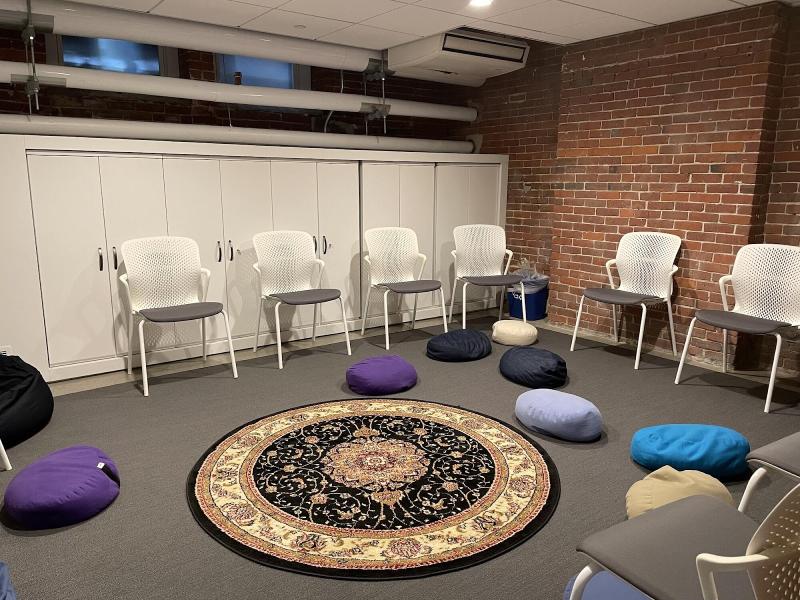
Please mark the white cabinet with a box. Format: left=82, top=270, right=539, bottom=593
left=28, top=154, right=116, bottom=365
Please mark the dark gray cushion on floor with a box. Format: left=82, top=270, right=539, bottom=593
left=499, top=347, right=567, bottom=388
left=139, top=302, right=222, bottom=323
left=0, top=356, right=53, bottom=449
left=748, top=431, right=800, bottom=475
left=578, top=496, right=757, bottom=600
left=695, top=309, right=788, bottom=335
left=463, top=274, right=523, bottom=286
left=583, top=288, right=659, bottom=305
left=384, top=280, right=442, bottom=294
left=272, top=289, right=341, bottom=305
left=426, top=329, right=492, bottom=362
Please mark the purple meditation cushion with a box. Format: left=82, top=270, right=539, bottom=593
left=3, top=445, right=120, bottom=530
left=346, top=355, right=418, bottom=396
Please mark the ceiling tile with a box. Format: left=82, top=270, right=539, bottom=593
left=243, top=9, right=351, bottom=39
left=362, top=5, right=472, bottom=36
left=490, top=0, right=649, bottom=39
left=472, top=20, right=578, bottom=43
left=566, top=0, right=742, bottom=25
left=150, top=0, right=269, bottom=26
left=277, top=0, right=405, bottom=22
left=234, top=0, right=290, bottom=7
left=319, top=24, right=419, bottom=49
left=417, top=0, right=547, bottom=18
left=71, top=0, right=162, bottom=10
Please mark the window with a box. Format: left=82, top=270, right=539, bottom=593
left=61, top=36, right=161, bottom=75
left=217, top=54, right=294, bottom=89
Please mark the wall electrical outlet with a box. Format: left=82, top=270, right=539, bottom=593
left=0, top=345, right=13, bottom=356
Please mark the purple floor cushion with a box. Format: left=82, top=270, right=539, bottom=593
left=346, top=355, right=418, bottom=396
left=3, top=445, right=120, bottom=530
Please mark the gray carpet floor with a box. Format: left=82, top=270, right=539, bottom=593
left=2, top=318, right=799, bottom=600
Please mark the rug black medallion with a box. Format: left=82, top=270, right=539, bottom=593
left=188, top=399, right=560, bottom=580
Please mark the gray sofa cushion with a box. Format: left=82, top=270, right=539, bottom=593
left=139, top=302, right=223, bottom=323
left=583, top=288, right=659, bottom=305
left=747, top=431, right=800, bottom=475
left=384, top=280, right=442, bottom=294
left=695, top=309, right=789, bottom=335
left=271, top=289, right=341, bottom=305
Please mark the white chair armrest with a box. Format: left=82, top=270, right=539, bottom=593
left=314, top=258, right=326, bottom=288
left=200, top=267, right=211, bottom=302
left=605, top=259, right=618, bottom=289
left=718, top=274, right=733, bottom=312
left=416, top=253, right=427, bottom=280
left=504, top=249, right=513, bottom=275
left=696, top=552, right=768, bottom=600
left=252, top=263, right=260, bottom=275
left=119, top=273, right=134, bottom=313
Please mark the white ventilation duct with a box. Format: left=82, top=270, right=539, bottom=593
left=0, top=114, right=475, bottom=153
left=0, top=0, right=381, bottom=71
left=0, top=61, right=477, bottom=121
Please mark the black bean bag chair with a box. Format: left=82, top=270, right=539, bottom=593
left=499, top=347, right=567, bottom=389
left=0, top=356, right=53, bottom=448
left=426, top=329, right=492, bottom=362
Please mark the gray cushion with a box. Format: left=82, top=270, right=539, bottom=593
left=695, top=309, right=788, bottom=335
left=463, top=274, right=523, bottom=286
left=139, top=302, right=222, bottom=323
left=384, top=279, right=442, bottom=294
left=748, top=431, right=800, bottom=476
left=583, top=288, right=659, bottom=305
left=271, top=289, right=341, bottom=305
left=578, top=496, right=757, bottom=600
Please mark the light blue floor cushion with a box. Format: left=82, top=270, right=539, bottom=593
left=0, top=562, right=17, bottom=600
left=630, top=424, right=749, bottom=480
left=563, top=571, right=649, bottom=600
left=515, top=389, right=603, bottom=442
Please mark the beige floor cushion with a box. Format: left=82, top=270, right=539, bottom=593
left=492, top=320, right=538, bottom=346
left=626, top=465, right=733, bottom=519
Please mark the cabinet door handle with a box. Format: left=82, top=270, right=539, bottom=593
left=322, top=235, right=328, bottom=255
left=217, top=241, right=222, bottom=262
left=228, top=240, right=234, bottom=261
left=313, top=235, right=317, bottom=254
left=112, top=246, right=118, bottom=270
left=98, top=247, right=104, bottom=271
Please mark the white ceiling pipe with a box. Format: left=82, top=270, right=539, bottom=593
left=0, top=114, right=475, bottom=153
left=0, top=61, right=477, bottom=121
left=0, top=0, right=380, bottom=72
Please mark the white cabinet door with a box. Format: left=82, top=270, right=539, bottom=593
left=163, top=158, right=227, bottom=344
left=28, top=154, right=116, bottom=365
left=99, top=156, right=173, bottom=354
left=220, top=159, right=273, bottom=339
left=317, top=161, right=360, bottom=324
left=400, top=164, right=436, bottom=310
left=435, top=165, right=469, bottom=301
left=468, top=164, right=501, bottom=225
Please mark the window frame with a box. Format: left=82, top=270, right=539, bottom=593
left=47, top=34, right=180, bottom=77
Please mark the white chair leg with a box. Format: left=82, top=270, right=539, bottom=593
left=411, top=293, right=418, bottom=330
left=138, top=318, right=149, bottom=397
left=0, top=437, right=11, bottom=471
left=439, top=288, right=448, bottom=333
left=361, top=286, right=372, bottom=336
left=634, top=303, right=648, bottom=370
left=765, top=333, right=783, bottom=413
left=220, top=309, right=238, bottom=379
left=253, top=297, right=263, bottom=352
left=722, top=329, right=728, bottom=373
left=383, top=289, right=391, bottom=350
left=611, top=304, right=619, bottom=342
left=449, top=279, right=459, bottom=324
left=520, top=281, right=527, bottom=324
left=675, top=316, right=698, bottom=384
left=738, top=466, right=768, bottom=512
left=201, top=317, right=207, bottom=361
left=569, top=564, right=601, bottom=600
left=570, top=295, right=586, bottom=352
left=462, top=281, right=469, bottom=330
left=312, top=303, right=318, bottom=344
left=339, top=297, right=351, bottom=356
left=127, top=312, right=135, bottom=374
left=274, top=302, right=283, bottom=370
left=666, top=298, right=677, bottom=356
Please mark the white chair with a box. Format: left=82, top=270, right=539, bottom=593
left=120, top=236, right=238, bottom=397
left=675, top=244, right=800, bottom=413
left=252, top=230, right=351, bottom=369
left=361, top=227, right=448, bottom=350
left=570, top=483, right=800, bottom=600
left=738, top=431, right=800, bottom=513
left=571, top=231, right=681, bottom=370
left=449, top=224, right=527, bottom=330
left=0, top=437, right=11, bottom=471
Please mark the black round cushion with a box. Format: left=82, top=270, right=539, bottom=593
left=0, top=356, right=53, bottom=448
left=426, top=329, right=492, bottom=362
left=499, top=347, right=567, bottom=388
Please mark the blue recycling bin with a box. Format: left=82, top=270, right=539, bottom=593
left=507, top=281, right=549, bottom=321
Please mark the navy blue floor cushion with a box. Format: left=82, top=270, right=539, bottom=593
left=0, top=356, right=53, bottom=449
left=426, top=329, right=492, bottom=362
left=500, top=347, right=567, bottom=388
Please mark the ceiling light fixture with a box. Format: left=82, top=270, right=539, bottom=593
left=469, top=0, right=493, bottom=7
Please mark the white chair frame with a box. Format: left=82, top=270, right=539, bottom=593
left=0, top=437, right=11, bottom=471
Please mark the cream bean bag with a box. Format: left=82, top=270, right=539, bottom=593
left=492, top=320, right=538, bottom=346
left=625, top=465, right=733, bottom=519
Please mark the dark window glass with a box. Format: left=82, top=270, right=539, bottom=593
left=62, top=36, right=160, bottom=75
left=218, top=55, right=293, bottom=89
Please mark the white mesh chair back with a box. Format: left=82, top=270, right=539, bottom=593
left=616, top=232, right=681, bottom=298
left=364, top=227, right=420, bottom=285
left=731, top=244, right=800, bottom=325
left=253, top=230, right=317, bottom=296
left=121, top=236, right=202, bottom=312
left=453, top=224, right=507, bottom=278
left=746, top=484, right=800, bottom=599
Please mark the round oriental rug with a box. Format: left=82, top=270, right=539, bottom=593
left=187, top=399, right=559, bottom=579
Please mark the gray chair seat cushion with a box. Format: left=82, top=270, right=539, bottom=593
left=578, top=496, right=757, bottom=600
left=139, top=302, right=223, bottom=323
left=271, top=289, right=341, bottom=305
left=583, top=288, right=659, bottom=305
left=695, top=309, right=789, bottom=335
left=747, top=431, right=800, bottom=476
left=463, top=274, right=523, bottom=286
left=384, top=279, right=442, bottom=294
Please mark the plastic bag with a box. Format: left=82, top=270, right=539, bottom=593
left=511, top=257, right=549, bottom=294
